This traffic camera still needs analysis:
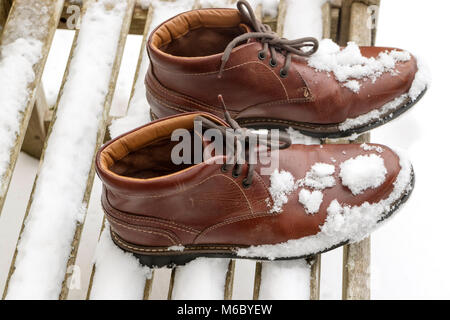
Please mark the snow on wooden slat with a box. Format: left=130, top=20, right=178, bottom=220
left=323, top=132, right=371, bottom=300
left=170, top=258, right=231, bottom=300
left=89, top=223, right=152, bottom=300
left=257, top=260, right=311, bottom=300
left=339, top=2, right=375, bottom=300
left=21, top=84, right=49, bottom=159
left=0, top=0, right=64, bottom=217
left=66, top=177, right=105, bottom=300
left=251, top=0, right=325, bottom=301
left=88, top=4, right=155, bottom=301
left=2, top=0, right=135, bottom=300
left=90, top=0, right=199, bottom=300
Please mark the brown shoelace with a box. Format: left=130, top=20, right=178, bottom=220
left=195, top=95, right=292, bottom=188
left=218, top=0, right=319, bottom=78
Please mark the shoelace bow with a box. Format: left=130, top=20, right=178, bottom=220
left=218, top=0, right=319, bottom=78
left=195, top=95, right=292, bottom=187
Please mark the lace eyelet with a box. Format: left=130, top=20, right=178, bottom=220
left=221, top=165, right=228, bottom=173
left=242, top=180, right=251, bottom=189
left=258, top=51, right=266, bottom=60
left=269, top=59, right=277, bottom=67
left=232, top=171, right=240, bottom=178
left=280, top=69, right=288, bottom=78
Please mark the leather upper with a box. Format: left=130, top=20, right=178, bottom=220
left=145, top=7, right=418, bottom=125
left=96, top=112, right=402, bottom=248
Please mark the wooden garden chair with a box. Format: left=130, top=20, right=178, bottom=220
left=0, top=0, right=380, bottom=300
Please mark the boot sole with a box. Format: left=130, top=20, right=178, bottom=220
left=238, top=89, right=427, bottom=138
left=110, top=170, right=415, bottom=268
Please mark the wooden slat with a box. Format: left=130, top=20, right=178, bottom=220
left=0, top=0, right=11, bottom=33
left=330, top=7, right=340, bottom=41
left=253, top=261, right=262, bottom=300
left=309, top=255, right=321, bottom=300
left=324, top=134, right=371, bottom=301
left=2, top=0, right=135, bottom=300
left=224, top=259, right=236, bottom=300
left=339, top=0, right=379, bottom=45
left=59, top=1, right=149, bottom=35
left=322, top=2, right=331, bottom=39
left=348, top=2, right=372, bottom=45
left=342, top=235, right=370, bottom=299
left=21, top=84, right=48, bottom=159
left=80, top=4, right=154, bottom=301
left=340, top=1, right=376, bottom=300
left=0, top=0, right=64, bottom=217
left=167, top=268, right=176, bottom=300
left=275, top=0, right=286, bottom=36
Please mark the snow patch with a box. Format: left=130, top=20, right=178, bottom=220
left=408, top=55, right=431, bottom=101
left=308, top=39, right=411, bottom=93
left=238, top=149, right=413, bottom=259
left=5, top=0, right=128, bottom=300
left=0, top=38, right=42, bottom=182
left=286, top=127, right=320, bottom=145
left=89, top=227, right=152, bottom=300
left=339, top=94, right=407, bottom=131
left=343, top=80, right=360, bottom=93
left=283, top=0, right=326, bottom=39
left=171, top=258, right=230, bottom=299
left=298, top=189, right=323, bottom=214
left=267, top=163, right=334, bottom=213
left=339, top=154, right=387, bottom=195
left=168, top=245, right=185, bottom=252
left=361, top=143, right=384, bottom=153
left=259, top=260, right=311, bottom=300
left=268, top=169, right=295, bottom=213
left=300, top=163, right=336, bottom=190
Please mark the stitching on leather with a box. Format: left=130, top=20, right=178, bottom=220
left=150, top=60, right=289, bottom=100
left=147, top=76, right=227, bottom=114
left=112, top=232, right=239, bottom=253
left=103, top=202, right=200, bottom=235
left=195, top=212, right=275, bottom=242
left=108, top=215, right=179, bottom=245
left=114, top=173, right=247, bottom=199
left=148, top=93, right=190, bottom=114
left=104, top=192, right=200, bottom=233
left=253, top=172, right=272, bottom=207
left=238, top=117, right=338, bottom=130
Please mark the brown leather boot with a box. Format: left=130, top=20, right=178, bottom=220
left=96, top=110, right=414, bottom=267
left=145, top=0, right=428, bottom=138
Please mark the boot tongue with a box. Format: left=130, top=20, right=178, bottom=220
left=239, top=23, right=259, bottom=44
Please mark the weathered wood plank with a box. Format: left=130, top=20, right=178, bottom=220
left=309, top=255, right=321, bottom=300
left=253, top=261, right=262, bottom=300
left=339, top=0, right=379, bottom=45
left=224, top=259, right=236, bottom=300
left=324, top=134, right=371, bottom=300
left=2, top=0, right=135, bottom=300
left=342, top=235, right=370, bottom=299
left=0, top=0, right=12, bottom=34
left=21, top=84, right=48, bottom=159
left=348, top=2, right=372, bottom=46
left=167, top=268, right=177, bottom=300
left=275, top=0, right=286, bottom=36
left=59, top=1, right=148, bottom=35
left=0, top=0, right=64, bottom=217
left=340, top=1, right=376, bottom=300
left=322, top=2, right=331, bottom=39
left=330, top=7, right=340, bottom=42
